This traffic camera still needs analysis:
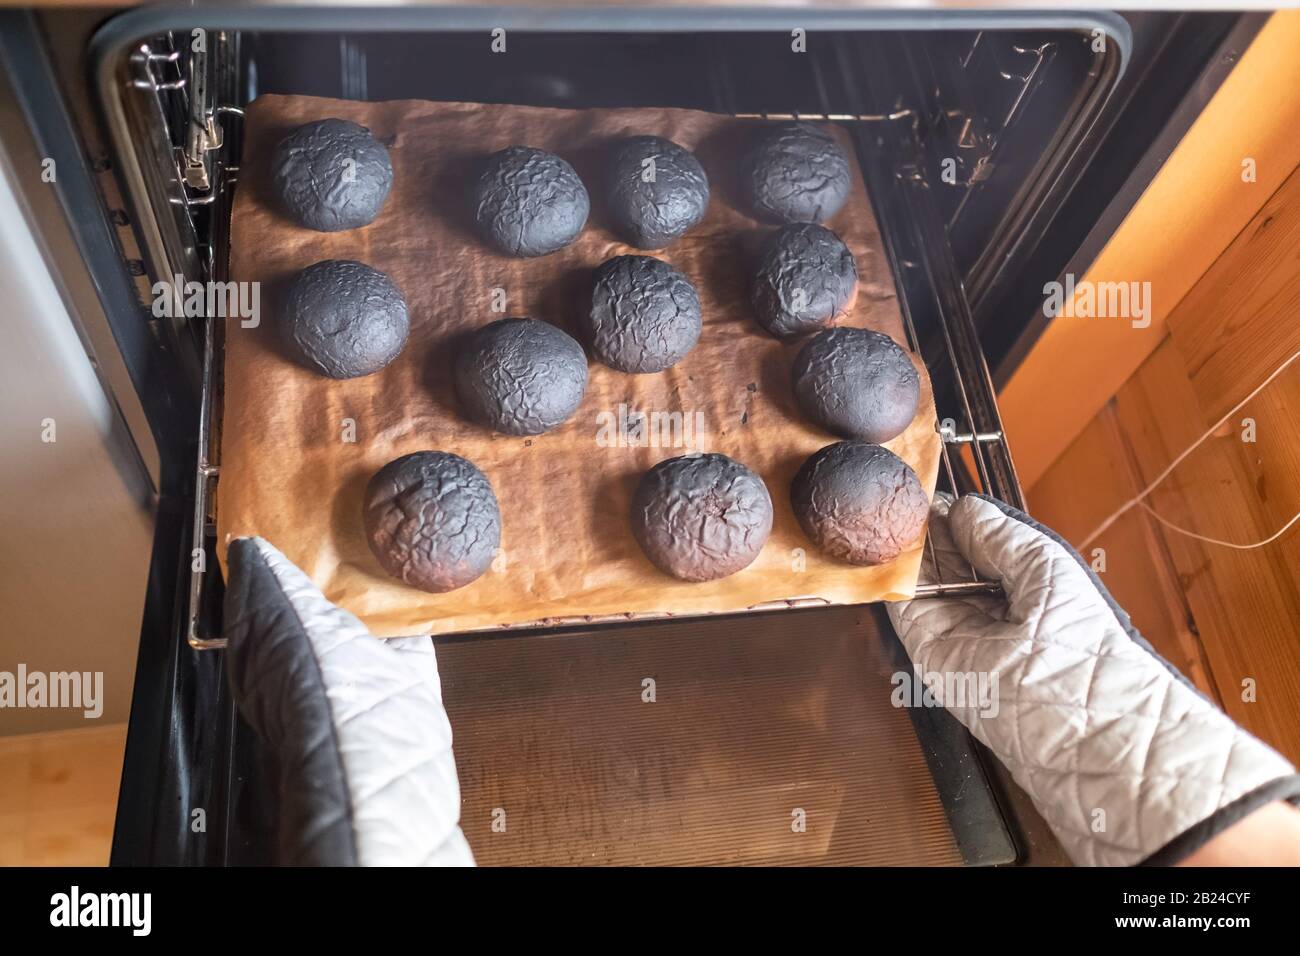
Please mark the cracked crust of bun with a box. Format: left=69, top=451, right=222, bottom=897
left=454, top=318, right=589, bottom=435
left=742, top=122, right=851, bottom=225
left=589, top=255, right=701, bottom=373
left=472, top=146, right=590, bottom=257
left=631, top=453, right=774, bottom=581
left=363, top=451, right=502, bottom=593
left=271, top=119, right=393, bottom=232
left=791, top=441, right=927, bottom=566
left=282, top=259, right=409, bottom=379
left=750, top=223, right=858, bottom=339
left=607, top=136, right=710, bottom=249
left=792, top=327, right=920, bottom=443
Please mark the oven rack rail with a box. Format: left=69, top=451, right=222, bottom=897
left=180, top=106, right=1018, bottom=649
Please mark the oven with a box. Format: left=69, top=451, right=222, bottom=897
left=0, top=4, right=1263, bottom=866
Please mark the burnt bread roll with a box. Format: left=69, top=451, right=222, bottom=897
left=606, top=136, right=710, bottom=249
left=472, top=146, right=590, bottom=257
left=589, top=255, right=702, bottom=373
left=750, top=224, right=858, bottom=339
left=454, top=318, right=589, bottom=435
left=791, top=441, right=928, bottom=566
left=271, top=119, right=393, bottom=232
left=631, top=453, right=773, bottom=582
left=363, top=451, right=501, bottom=593
left=792, top=327, right=920, bottom=443
left=282, top=259, right=409, bottom=379
left=742, top=122, right=851, bottom=225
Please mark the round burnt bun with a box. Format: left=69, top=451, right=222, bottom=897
left=271, top=119, right=393, bottom=232
left=363, top=451, right=501, bottom=593
left=790, top=441, right=928, bottom=566
left=792, top=327, right=920, bottom=443
left=606, top=136, right=710, bottom=249
left=742, top=122, right=851, bottom=224
left=282, top=259, right=409, bottom=379
left=588, top=255, right=701, bottom=373
left=472, top=146, right=590, bottom=257
left=631, top=453, right=774, bottom=581
left=750, top=223, right=858, bottom=339
left=454, top=318, right=589, bottom=435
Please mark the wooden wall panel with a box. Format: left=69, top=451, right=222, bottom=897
left=1027, top=401, right=1214, bottom=700
left=1114, top=340, right=1300, bottom=762
left=1169, top=172, right=1300, bottom=424
left=1027, top=162, right=1300, bottom=766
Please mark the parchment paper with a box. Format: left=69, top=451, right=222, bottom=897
left=218, top=93, right=940, bottom=638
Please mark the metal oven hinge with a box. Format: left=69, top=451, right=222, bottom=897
left=129, top=44, right=185, bottom=92
left=182, top=42, right=216, bottom=192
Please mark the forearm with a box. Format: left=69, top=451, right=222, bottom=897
left=1180, top=801, right=1300, bottom=866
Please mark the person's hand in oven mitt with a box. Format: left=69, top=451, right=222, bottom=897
left=888, top=494, right=1300, bottom=866
left=222, top=536, right=474, bottom=866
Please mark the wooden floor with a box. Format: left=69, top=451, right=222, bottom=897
left=0, top=724, right=125, bottom=866
left=1027, top=160, right=1300, bottom=765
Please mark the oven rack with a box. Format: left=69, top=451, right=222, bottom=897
left=179, top=113, right=1017, bottom=650
left=115, top=25, right=1030, bottom=646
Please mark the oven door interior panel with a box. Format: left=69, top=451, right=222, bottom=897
left=37, top=6, right=1176, bottom=865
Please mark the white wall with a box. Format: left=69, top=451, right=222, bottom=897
left=0, top=145, right=154, bottom=735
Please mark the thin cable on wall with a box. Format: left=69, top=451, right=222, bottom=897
left=1078, top=349, right=1300, bottom=553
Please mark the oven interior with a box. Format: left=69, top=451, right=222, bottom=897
left=82, top=12, right=1138, bottom=866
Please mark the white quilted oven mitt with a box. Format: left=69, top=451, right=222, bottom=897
left=888, top=494, right=1300, bottom=866
left=224, top=536, right=474, bottom=867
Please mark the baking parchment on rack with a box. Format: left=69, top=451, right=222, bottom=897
left=183, top=121, right=1013, bottom=650
left=120, top=22, right=1034, bottom=647
left=182, top=115, right=1021, bottom=649
left=178, top=104, right=1021, bottom=648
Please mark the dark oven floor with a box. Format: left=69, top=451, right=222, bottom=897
left=435, top=604, right=1012, bottom=866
